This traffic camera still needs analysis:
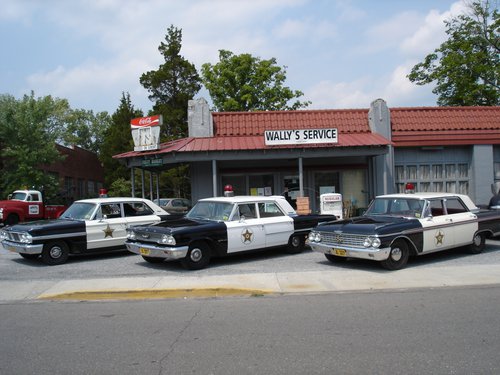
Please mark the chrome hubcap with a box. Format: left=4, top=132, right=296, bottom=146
left=190, top=248, right=202, bottom=262
left=473, top=235, right=481, bottom=246
left=50, top=246, right=62, bottom=259
left=390, top=247, right=402, bottom=262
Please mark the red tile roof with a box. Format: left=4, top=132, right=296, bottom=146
left=391, top=106, right=500, bottom=146
left=213, top=109, right=371, bottom=136
left=114, top=105, right=500, bottom=159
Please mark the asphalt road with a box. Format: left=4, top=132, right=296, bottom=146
left=0, top=286, right=499, bottom=374
left=1, top=239, right=500, bottom=282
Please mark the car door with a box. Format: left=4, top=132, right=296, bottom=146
left=442, top=197, right=478, bottom=246
left=226, top=202, right=266, bottom=253
left=257, top=201, right=294, bottom=247
left=420, top=198, right=457, bottom=252
left=86, top=202, right=127, bottom=250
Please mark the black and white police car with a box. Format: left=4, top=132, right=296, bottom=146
left=0, top=197, right=168, bottom=265
left=309, top=191, right=500, bottom=270
left=125, top=195, right=337, bottom=269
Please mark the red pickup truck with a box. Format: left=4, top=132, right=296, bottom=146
left=0, top=190, right=67, bottom=226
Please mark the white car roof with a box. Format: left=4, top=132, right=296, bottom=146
left=199, top=195, right=288, bottom=203
left=376, top=193, right=478, bottom=210
left=74, top=197, right=167, bottom=212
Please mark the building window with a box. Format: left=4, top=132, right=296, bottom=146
left=395, top=163, right=469, bottom=194
left=494, top=162, right=500, bottom=181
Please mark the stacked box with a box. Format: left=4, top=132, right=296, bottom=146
left=296, top=197, right=311, bottom=215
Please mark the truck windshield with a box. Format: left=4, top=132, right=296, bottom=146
left=186, top=201, right=234, bottom=222
left=365, top=198, right=425, bottom=218
left=10, top=192, right=27, bottom=201
left=59, top=202, right=97, bottom=220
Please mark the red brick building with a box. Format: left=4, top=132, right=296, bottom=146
left=41, top=144, right=104, bottom=203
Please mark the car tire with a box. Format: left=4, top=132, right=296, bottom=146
left=468, top=232, right=485, bottom=254
left=5, top=214, right=19, bottom=226
left=20, top=253, right=39, bottom=260
left=41, top=241, right=69, bottom=266
left=181, top=242, right=211, bottom=270
left=142, top=255, right=164, bottom=264
left=325, top=253, right=347, bottom=263
left=380, top=240, right=409, bottom=270
left=286, top=234, right=305, bottom=254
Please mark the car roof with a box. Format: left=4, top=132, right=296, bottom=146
left=75, top=197, right=156, bottom=204
left=199, top=195, right=287, bottom=203
left=376, top=192, right=478, bottom=209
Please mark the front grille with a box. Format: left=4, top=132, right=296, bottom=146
left=318, top=232, right=366, bottom=248
left=133, top=230, right=163, bottom=244
left=3, top=231, right=24, bottom=242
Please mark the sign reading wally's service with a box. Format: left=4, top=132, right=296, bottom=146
left=264, top=128, right=338, bottom=146
left=131, top=115, right=162, bottom=152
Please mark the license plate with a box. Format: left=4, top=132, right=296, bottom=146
left=331, top=248, right=346, bottom=256
left=139, top=248, right=150, bottom=256
left=6, top=245, right=17, bottom=252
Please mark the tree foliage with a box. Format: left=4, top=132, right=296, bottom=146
left=140, top=25, right=201, bottom=140
left=408, top=0, right=499, bottom=106
left=0, top=92, right=68, bottom=198
left=201, top=50, right=311, bottom=112
left=100, top=92, right=143, bottom=188
left=61, top=109, right=111, bottom=154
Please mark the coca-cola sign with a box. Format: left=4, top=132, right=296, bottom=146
left=130, top=115, right=162, bottom=128
left=130, top=115, right=162, bottom=151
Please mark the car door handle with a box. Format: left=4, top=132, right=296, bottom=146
left=446, top=218, right=453, bottom=222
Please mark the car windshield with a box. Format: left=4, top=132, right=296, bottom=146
left=365, top=197, right=425, bottom=218
left=186, top=201, right=234, bottom=222
left=59, top=202, right=97, bottom=220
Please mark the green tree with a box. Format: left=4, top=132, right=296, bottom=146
left=408, top=0, right=499, bottom=106
left=100, top=92, right=143, bottom=188
left=201, top=49, right=311, bottom=112
left=140, top=25, right=201, bottom=140
left=61, top=109, right=111, bottom=154
left=0, top=92, right=69, bottom=198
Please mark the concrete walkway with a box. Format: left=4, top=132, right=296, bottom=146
left=1, top=263, right=500, bottom=302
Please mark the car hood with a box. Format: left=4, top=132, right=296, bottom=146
left=131, top=216, right=221, bottom=235
left=316, top=215, right=417, bottom=235
left=2, top=218, right=85, bottom=236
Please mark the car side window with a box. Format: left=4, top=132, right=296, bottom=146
left=99, top=203, right=122, bottom=219
left=124, top=202, right=154, bottom=217
left=237, top=203, right=257, bottom=219
left=258, top=202, right=284, bottom=218
left=444, top=198, right=467, bottom=214
left=428, top=199, right=445, bottom=216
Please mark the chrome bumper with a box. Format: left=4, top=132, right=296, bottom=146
left=309, top=242, right=391, bottom=261
left=1, top=240, right=44, bottom=255
left=126, top=242, right=189, bottom=260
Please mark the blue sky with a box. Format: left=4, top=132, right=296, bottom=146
left=1, top=0, right=469, bottom=114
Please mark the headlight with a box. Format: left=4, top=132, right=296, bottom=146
left=0, top=230, right=7, bottom=240
left=126, top=229, right=136, bottom=240
left=20, top=233, right=33, bottom=244
left=308, top=232, right=321, bottom=243
left=160, top=234, right=176, bottom=245
left=363, top=236, right=381, bottom=248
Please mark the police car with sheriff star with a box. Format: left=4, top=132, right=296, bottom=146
left=0, top=197, right=168, bottom=265
left=125, top=195, right=337, bottom=269
left=308, top=191, right=500, bottom=270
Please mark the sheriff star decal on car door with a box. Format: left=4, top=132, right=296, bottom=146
left=103, top=224, right=115, bottom=238
left=241, top=228, right=253, bottom=244
left=435, top=230, right=445, bottom=246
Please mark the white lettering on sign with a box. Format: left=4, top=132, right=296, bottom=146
left=264, top=128, right=338, bottom=146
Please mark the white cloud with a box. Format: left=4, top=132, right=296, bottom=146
left=305, top=79, right=373, bottom=109
left=400, top=1, right=468, bottom=57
